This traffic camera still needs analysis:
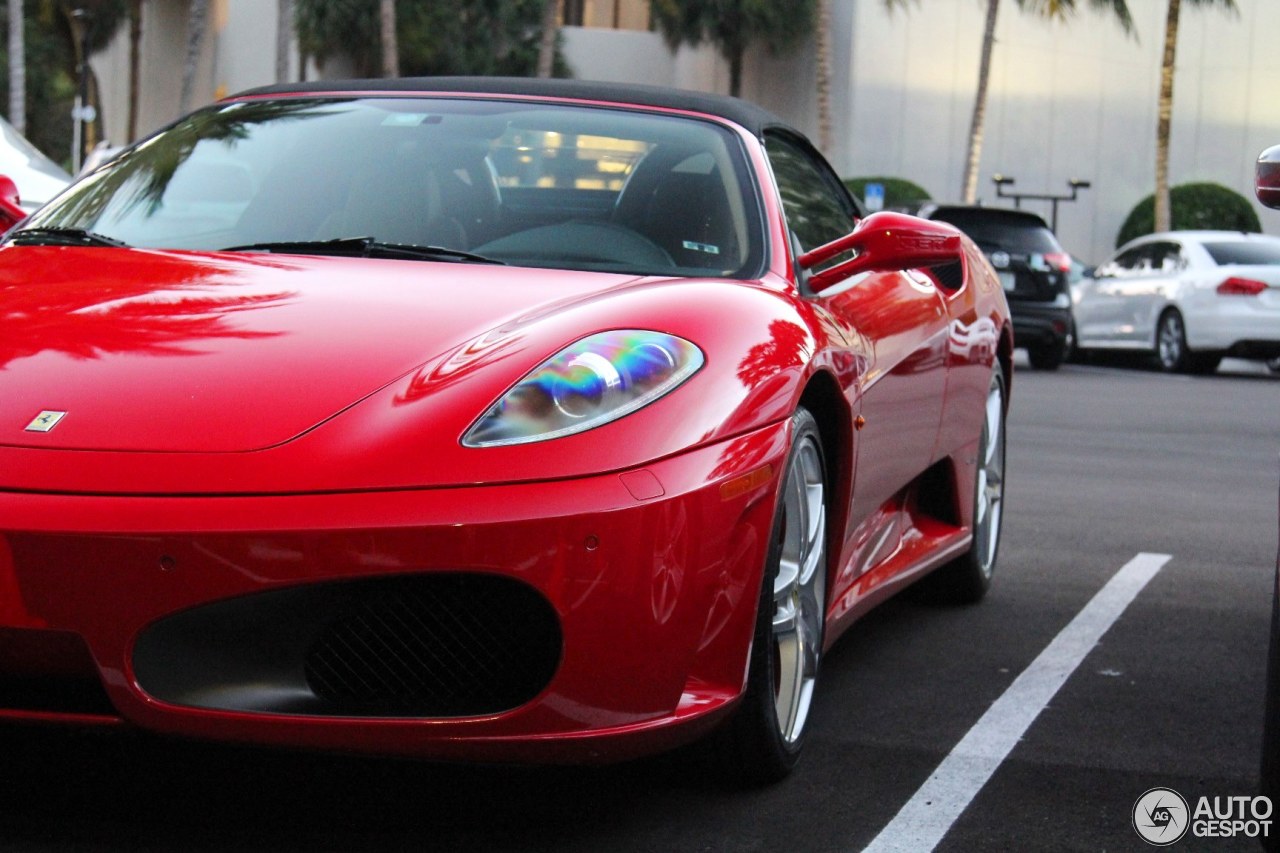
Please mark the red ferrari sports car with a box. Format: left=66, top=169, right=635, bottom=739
left=0, top=78, right=1011, bottom=781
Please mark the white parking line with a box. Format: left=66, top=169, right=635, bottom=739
left=861, top=552, right=1173, bottom=853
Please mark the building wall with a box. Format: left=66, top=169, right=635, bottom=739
left=840, top=0, right=1280, bottom=262
left=92, top=0, right=195, bottom=143
left=90, top=0, right=1280, bottom=263
left=559, top=27, right=730, bottom=95
left=93, top=0, right=308, bottom=147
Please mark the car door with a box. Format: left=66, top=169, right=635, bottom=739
left=1122, top=240, right=1186, bottom=346
left=765, top=133, right=949, bottom=576
left=1078, top=244, right=1150, bottom=345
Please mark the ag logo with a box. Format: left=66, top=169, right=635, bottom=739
left=989, top=250, right=1011, bottom=269
left=1133, top=787, right=1190, bottom=845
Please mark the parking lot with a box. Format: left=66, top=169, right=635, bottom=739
left=1, top=356, right=1276, bottom=852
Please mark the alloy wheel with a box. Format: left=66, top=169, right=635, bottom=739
left=772, top=435, right=826, bottom=745
left=973, top=373, right=1005, bottom=578
left=1158, top=312, right=1185, bottom=371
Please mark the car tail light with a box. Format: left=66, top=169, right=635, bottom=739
left=1217, top=276, right=1269, bottom=296
left=1044, top=252, right=1072, bottom=272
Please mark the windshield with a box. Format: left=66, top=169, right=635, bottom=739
left=19, top=96, right=763, bottom=278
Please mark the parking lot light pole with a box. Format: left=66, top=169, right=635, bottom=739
left=991, top=175, right=1092, bottom=233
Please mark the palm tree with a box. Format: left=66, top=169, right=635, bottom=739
left=960, top=0, right=999, bottom=204
left=276, top=0, right=293, bottom=82
left=1153, top=0, right=1236, bottom=232
left=537, top=0, right=562, bottom=78
left=9, top=0, right=24, bottom=135
left=179, top=0, right=208, bottom=114
left=379, top=0, right=398, bottom=77
left=127, top=0, right=141, bottom=141
left=958, top=0, right=1135, bottom=204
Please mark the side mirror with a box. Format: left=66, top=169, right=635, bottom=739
left=0, top=175, right=24, bottom=228
left=798, top=211, right=963, bottom=293
left=1256, top=146, right=1280, bottom=209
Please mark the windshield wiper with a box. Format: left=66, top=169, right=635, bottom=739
left=8, top=227, right=130, bottom=248
left=220, top=236, right=504, bottom=265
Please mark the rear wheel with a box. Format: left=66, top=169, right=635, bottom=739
left=715, top=407, right=826, bottom=784
left=923, top=369, right=1005, bottom=603
left=1155, top=309, right=1188, bottom=372
left=1156, top=309, right=1221, bottom=374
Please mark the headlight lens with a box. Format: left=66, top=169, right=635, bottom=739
left=462, top=330, right=704, bottom=447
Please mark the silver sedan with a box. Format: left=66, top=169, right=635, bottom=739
left=1074, top=231, right=1280, bottom=373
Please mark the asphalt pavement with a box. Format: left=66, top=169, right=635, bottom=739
left=1, top=355, right=1276, bottom=852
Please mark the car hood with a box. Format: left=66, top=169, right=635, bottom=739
left=0, top=247, right=642, bottom=453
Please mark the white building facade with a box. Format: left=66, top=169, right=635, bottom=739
left=94, top=0, right=1280, bottom=262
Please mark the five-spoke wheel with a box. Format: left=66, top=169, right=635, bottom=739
left=771, top=420, right=827, bottom=745
left=923, top=368, right=1006, bottom=603
left=716, top=407, right=827, bottom=783
left=1157, top=309, right=1221, bottom=374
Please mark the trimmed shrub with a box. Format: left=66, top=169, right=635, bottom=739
left=1117, top=182, right=1261, bottom=247
left=842, top=176, right=931, bottom=212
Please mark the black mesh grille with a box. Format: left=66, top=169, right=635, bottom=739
left=304, top=575, right=561, bottom=717
left=930, top=261, right=965, bottom=291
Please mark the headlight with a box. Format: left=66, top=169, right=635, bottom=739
left=461, top=330, right=704, bottom=447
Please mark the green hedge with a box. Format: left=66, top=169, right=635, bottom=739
left=1117, top=182, right=1261, bottom=247
left=842, top=176, right=931, bottom=211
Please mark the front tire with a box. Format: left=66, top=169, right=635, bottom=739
left=715, top=407, right=827, bottom=784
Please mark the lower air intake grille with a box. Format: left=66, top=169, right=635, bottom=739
left=304, top=575, right=561, bottom=717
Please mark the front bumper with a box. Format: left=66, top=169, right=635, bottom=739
left=0, top=421, right=789, bottom=763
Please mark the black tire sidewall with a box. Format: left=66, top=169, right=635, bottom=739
left=716, top=407, right=826, bottom=783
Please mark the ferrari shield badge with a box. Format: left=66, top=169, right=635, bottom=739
left=25, top=410, right=67, bottom=432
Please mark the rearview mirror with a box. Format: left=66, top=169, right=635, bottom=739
left=798, top=211, right=963, bottom=293
left=1256, top=146, right=1280, bottom=210
left=0, top=175, right=24, bottom=228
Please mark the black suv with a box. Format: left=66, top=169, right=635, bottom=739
left=920, top=205, right=1074, bottom=370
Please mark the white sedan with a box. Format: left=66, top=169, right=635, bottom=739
left=1074, top=231, right=1280, bottom=373
left=0, top=115, right=70, bottom=211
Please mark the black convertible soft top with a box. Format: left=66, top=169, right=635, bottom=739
left=232, top=76, right=791, bottom=139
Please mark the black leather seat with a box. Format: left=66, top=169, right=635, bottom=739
left=617, top=153, right=739, bottom=271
